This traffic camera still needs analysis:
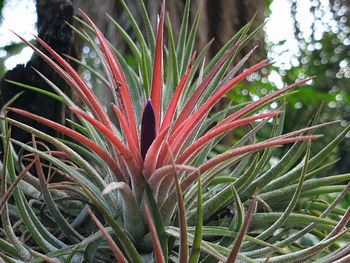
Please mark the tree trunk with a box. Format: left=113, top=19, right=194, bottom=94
left=0, top=0, right=79, bottom=146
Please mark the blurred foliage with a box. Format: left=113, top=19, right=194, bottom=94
left=0, top=0, right=36, bottom=78
left=0, top=41, right=29, bottom=76
left=281, top=0, right=350, bottom=174
left=0, top=0, right=6, bottom=76
left=228, top=0, right=350, bottom=175
left=0, top=0, right=4, bottom=21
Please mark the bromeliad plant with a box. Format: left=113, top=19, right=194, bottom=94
left=1, top=0, right=350, bottom=262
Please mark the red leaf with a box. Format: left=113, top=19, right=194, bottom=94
left=112, top=104, right=142, bottom=166
left=161, top=52, right=196, bottom=131
left=161, top=135, right=321, bottom=216
left=144, top=203, right=166, bottom=263
left=80, top=10, right=139, bottom=149
left=33, top=35, right=114, bottom=131
left=88, top=209, right=129, bottom=263
left=8, top=108, right=126, bottom=182
left=11, top=32, right=102, bottom=123
left=203, top=135, right=318, bottom=173
left=70, top=108, right=140, bottom=174
left=198, top=135, right=321, bottom=188
left=173, top=38, right=245, bottom=131
left=160, top=60, right=269, bottom=165
left=176, top=111, right=281, bottom=164
left=220, top=77, right=315, bottom=126
left=151, top=0, right=165, bottom=130
left=227, top=195, right=257, bottom=262
left=143, top=125, right=171, bottom=177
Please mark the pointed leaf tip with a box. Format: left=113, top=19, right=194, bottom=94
left=141, top=100, right=157, bottom=160
left=151, top=0, right=165, bottom=129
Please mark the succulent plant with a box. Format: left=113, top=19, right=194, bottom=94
left=0, top=0, right=350, bottom=262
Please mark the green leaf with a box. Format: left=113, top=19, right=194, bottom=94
left=141, top=175, right=168, bottom=263
left=177, top=0, right=191, bottom=73
left=4, top=80, right=64, bottom=102
left=118, top=0, right=147, bottom=50
left=168, top=142, right=189, bottom=263
left=0, top=123, right=31, bottom=261
left=1, top=122, right=63, bottom=256
left=189, top=172, right=203, bottom=263
left=241, top=139, right=305, bottom=201
left=259, top=174, right=350, bottom=205
left=227, top=195, right=257, bottom=262
left=33, top=139, right=84, bottom=243
left=107, top=14, right=142, bottom=63
left=0, top=252, right=20, bottom=263
left=265, top=125, right=350, bottom=192
left=256, top=142, right=311, bottom=243
left=219, top=185, right=245, bottom=249
left=63, top=244, right=81, bottom=263
left=234, top=154, right=259, bottom=192
left=166, top=226, right=227, bottom=262
left=204, top=19, right=252, bottom=75
left=181, top=8, right=200, bottom=76
left=208, top=176, right=236, bottom=187
left=82, top=186, right=142, bottom=263
left=138, top=0, right=156, bottom=56
left=141, top=44, right=151, bottom=98
left=249, top=213, right=338, bottom=230
left=258, top=229, right=349, bottom=263
left=166, top=13, right=179, bottom=92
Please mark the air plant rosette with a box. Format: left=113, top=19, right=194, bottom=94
left=0, top=0, right=350, bottom=262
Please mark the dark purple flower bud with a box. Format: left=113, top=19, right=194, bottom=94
left=141, top=100, right=157, bottom=160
